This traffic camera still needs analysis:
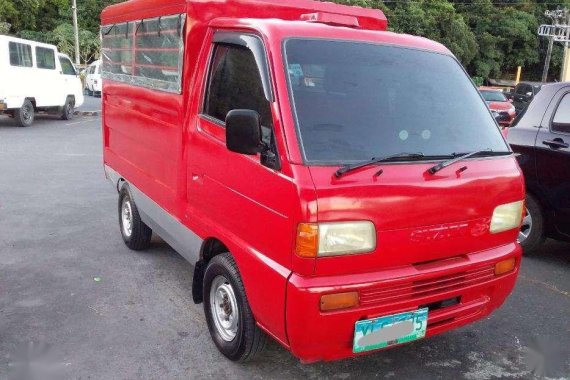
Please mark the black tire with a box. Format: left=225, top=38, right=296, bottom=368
left=61, top=97, right=74, bottom=120
left=118, top=186, right=152, bottom=251
left=520, top=193, right=545, bottom=253
left=203, top=253, right=267, bottom=362
left=15, top=99, right=34, bottom=127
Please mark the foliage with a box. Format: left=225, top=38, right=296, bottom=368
left=0, top=0, right=569, bottom=78
left=336, top=0, right=569, bottom=81
left=0, top=0, right=119, bottom=63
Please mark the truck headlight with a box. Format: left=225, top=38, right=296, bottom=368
left=490, top=201, right=524, bottom=234
left=296, top=221, right=376, bottom=258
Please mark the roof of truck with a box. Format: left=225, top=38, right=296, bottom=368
left=101, top=0, right=450, bottom=56
left=101, top=0, right=387, bottom=30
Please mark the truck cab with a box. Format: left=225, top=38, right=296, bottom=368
left=101, top=0, right=524, bottom=363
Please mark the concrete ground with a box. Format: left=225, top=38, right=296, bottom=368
left=0, top=103, right=569, bottom=379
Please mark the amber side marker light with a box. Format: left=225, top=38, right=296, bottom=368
left=320, top=292, right=359, bottom=312
left=296, top=223, right=319, bottom=258
left=495, top=258, right=516, bottom=276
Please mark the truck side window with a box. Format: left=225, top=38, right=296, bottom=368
left=59, top=57, right=76, bottom=75
left=9, top=42, right=33, bottom=67
left=36, top=47, right=56, bottom=70
left=205, top=44, right=273, bottom=134
left=552, top=93, right=570, bottom=134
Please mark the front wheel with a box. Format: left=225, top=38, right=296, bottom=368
left=61, top=98, right=75, bottom=120
left=203, top=253, right=266, bottom=362
left=519, top=193, right=545, bottom=253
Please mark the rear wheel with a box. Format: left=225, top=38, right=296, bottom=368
left=519, top=193, right=545, bottom=253
left=118, top=186, right=152, bottom=251
left=203, top=253, right=266, bottom=362
left=15, top=99, right=34, bottom=127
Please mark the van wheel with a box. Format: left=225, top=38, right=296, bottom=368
left=15, top=99, right=34, bottom=127
left=519, top=193, right=545, bottom=253
left=61, top=98, right=74, bottom=120
left=203, top=253, right=267, bottom=362
left=118, top=186, right=152, bottom=251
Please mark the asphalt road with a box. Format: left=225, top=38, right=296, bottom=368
left=0, top=102, right=569, bottom=379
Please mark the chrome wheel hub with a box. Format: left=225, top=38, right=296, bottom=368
left=210, top=276, right=239, bottom=342
left=518, top=207, right=532, bottom=243
left=121, top=198, right=133, bottom=237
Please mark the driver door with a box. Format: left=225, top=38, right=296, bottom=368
left=185, top=31, right=298, bottom=342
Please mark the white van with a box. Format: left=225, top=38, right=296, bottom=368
left=85, top=59, right=102, bottom=97
left=0, top=36, right=84, bottom=127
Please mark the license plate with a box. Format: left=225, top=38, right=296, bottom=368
left=353, top=308, right=428, bottom=353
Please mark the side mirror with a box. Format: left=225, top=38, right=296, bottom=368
left=226, top=109, right=263, bottom=155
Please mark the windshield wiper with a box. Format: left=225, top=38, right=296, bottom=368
left=335, top=152, right=425, bottom=178
left=428, top=149, right=511, bottom=174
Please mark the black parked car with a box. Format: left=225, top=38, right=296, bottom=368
left=508, top=82, right=570, bottom=252
left=507, top=81, right=543, bottom=114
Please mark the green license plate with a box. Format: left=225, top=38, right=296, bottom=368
left=353, top=308, right=428, bottom=353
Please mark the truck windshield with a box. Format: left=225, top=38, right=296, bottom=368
left=284, top=39, right=508, bottom=164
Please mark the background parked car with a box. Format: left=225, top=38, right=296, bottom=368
left=507, top=81, right=542, bottom=114
left=508, top=82, right=570, bottom=252
left=479, top=86, right=516, bottom=126
left=85, top=59, right=102, bottom=97
left=0, top=35, right=84, bottom=127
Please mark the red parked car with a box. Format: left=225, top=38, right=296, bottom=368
left=101, top=0, right=524, bottom=363
left=479, top=87, right=516, bottom=126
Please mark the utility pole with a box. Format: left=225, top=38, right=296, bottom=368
left=542, top=33, right=555, bottom=82
left=72, top=0, right=80, bottom=65
left=539, top=9, right=570, bottom=83
left=542, top=11, right=558, bottom=83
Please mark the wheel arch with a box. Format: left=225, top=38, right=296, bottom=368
left=192, top=237, right=230, bottom=304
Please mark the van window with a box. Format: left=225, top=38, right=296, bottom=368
left=36, top=47, right=56, bottom=70
left=101, top=14, right=186, bottom=93
left=284, top=39, right=508, bottom=164
left=552, top=93, right=570, bottom=134
left=101, top=22, right=133, bottom=76
left=9, top=42, right=33, bottom=67
left=205, top=44, right=273, bottom=130
left=59, top=57, right=76, bottom=75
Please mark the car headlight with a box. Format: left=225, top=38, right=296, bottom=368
left=296, top=221, right=376, bottom=258
left=490, top=201, right=524, bottom=234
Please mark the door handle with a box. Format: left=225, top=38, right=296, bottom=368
left=543, top=139, right=569, bottom=149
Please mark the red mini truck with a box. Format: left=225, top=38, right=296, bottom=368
left=101, top=0, right=525, bottom=363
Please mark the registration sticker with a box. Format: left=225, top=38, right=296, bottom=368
left=353, top=308, right=428, bottom=353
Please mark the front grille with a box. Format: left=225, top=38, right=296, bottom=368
left=359, top=265, right=495, bottom=307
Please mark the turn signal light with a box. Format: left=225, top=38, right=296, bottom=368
left=320, top=291, right=359, bottom=312
left=296, top=223, right=319, bottom=258
left=495, top=258, right=516, bottom=276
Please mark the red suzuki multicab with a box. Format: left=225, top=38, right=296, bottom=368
left=101, top=0, right=525, bottom=363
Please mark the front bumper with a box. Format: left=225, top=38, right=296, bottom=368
left=285, top=243, right=521, bottom=362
